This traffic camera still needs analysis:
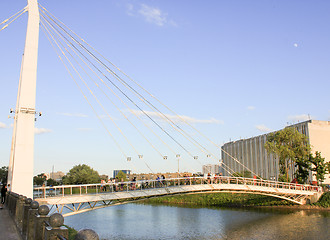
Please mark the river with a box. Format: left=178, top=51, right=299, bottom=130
left=64, top=203, right=330, bottom=240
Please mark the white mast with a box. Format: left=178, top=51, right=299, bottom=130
left=7, top=0, right=40, bottom=198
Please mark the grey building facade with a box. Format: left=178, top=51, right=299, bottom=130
left=221, top=134, right=279, bottom=180
left=221, top=120, right=330, bottom=183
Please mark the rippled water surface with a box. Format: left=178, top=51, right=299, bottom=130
left=65, top=204, right=330, bottom=240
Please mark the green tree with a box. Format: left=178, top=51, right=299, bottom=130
left=294, top=158, right=311, bottom=184
left=0, top=166, right=8, bottom=184
left=100, top=174, right=109, bottom=181
left=46, top=178, right=60, bottom=186
left=33, top=173, right=47, bottom=186
left=326, top=162, right=330, bottom=174
left=309, top=151, right=327, bottom=185
left=265, top=127, right=311, bottom=183
left=115, top=170, right=127, bottom=182
left=62, top=164, right=100, bottom=185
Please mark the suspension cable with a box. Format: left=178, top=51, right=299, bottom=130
left=38, top=5, right=249, bottom=177
left=38, top=6, right=229, bottom=169
left=39, top=4, right=259, bottom=177
left=0, top=7, right=27, bottom=32
left=39, top=9, right=199, bottom=164
left=40, top=19, right=129, bottom=160
left=40, top=11, right=195, bottom=176
left=41, top=16, right=161, bottom=174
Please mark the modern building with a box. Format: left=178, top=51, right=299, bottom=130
left=46, top=171, right=65, bottom=182
left=202, top=164, right=221, bottom=175
left=221, top=120, right=330, bottom=184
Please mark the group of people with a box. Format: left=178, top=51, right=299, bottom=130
left=100, top=178, right=116, bottom=192
left=207, top=173, right=223, bottom=184
left=100, top=178, right=136, bottom=192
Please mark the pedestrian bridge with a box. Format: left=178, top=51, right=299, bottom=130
left=34, top=176, right=322, bottom=216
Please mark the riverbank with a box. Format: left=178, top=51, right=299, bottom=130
left=312, top=191, right=330, bottom=208
left=255, top=205, right=330, bottom=211
left=141, top=192, right=330, bottom=210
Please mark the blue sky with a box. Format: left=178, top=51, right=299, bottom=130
left=0, top=0, right=330, bottom=176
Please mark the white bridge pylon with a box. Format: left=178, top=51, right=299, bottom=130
left=8, top=0, right=40, bottom=198
left=34, top=177, right=322, bottom=217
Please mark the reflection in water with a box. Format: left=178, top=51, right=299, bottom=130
left=64, top=204, right=329, bottom=240
left=224, top=210, right=330, bottom=240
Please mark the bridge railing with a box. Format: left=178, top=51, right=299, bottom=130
left=5, top=192, right=99, bottom=240
left=33, top=176, right=321, bottom=199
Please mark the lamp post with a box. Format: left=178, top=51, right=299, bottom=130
left=176, top=154, right=180, bottom=176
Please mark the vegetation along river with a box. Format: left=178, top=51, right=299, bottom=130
left=64, top=203, right=330, bottom=240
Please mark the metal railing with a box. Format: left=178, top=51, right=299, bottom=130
left=34, top=176, right=321, bottom=199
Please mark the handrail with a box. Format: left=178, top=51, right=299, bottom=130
left=33, top=176, right=321, bottom=199
left=5, top=191, right=98, bottom=240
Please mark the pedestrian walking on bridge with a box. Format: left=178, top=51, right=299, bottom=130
left=1, top=184, right=7, bottom=204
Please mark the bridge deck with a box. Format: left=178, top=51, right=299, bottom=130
left=0, top=205, right=22, bottom=240
left=34, top=177, right=322, bottom=216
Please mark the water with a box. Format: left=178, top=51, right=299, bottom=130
left=64, top=204, right=330, bottom=240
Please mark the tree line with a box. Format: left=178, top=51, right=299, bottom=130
left=33, top=164, right=128, bottom=186
left=0, top=163, right=128, bottom=187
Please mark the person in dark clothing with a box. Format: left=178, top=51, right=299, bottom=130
left=1, top=184, right=7, bottom=204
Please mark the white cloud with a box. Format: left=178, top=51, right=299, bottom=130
left=35, top=128, right=52, bottom=135
left=77, top=128, right=93, bottom=132
left=1, top=123, right=52, bottom=134
left=294, top=43, right=298, bottom=47
left=256, top=124, right=272, bottom=133
left=129, top=109, right=224, bottom=124
left=247, top=106, right=256, bottom=111
left=287, top=114, right=312, bottom=123
left=126, top=3, right=176, bottom=27
left=139, top=4, right=167, bottom=26
left=57, top=112, right=88, bottom=118
left=126, top=3, right=134, bottom=16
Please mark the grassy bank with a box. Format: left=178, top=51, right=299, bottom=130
left=142, top=192, right=294, bottom=207
left=312, top=192, right=330, bottom=208
left=64, top=225, right=78, bottom=240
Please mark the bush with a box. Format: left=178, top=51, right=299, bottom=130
left=64, top=225, right=78, bottom=240
left=313, top=192, right=330, bottom=208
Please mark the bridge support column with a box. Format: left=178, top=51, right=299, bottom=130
left=26, top=201, right=39, bottom=240
left=309, top=192, right=323, bottom=204
left=34, top=205, right=50, bottom=240
left=7, top=0, right=40, bottom=198
left=15, top=195, right=26, bottom=232
left=22, top=198, right=33, bottom=238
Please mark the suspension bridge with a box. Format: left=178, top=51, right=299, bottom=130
left=34, top=176, right=321, bottom=216
left=1, top=0, right=323, bottom=216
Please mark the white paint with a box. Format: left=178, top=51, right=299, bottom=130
left=8, top=0, right=39, bottom=198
